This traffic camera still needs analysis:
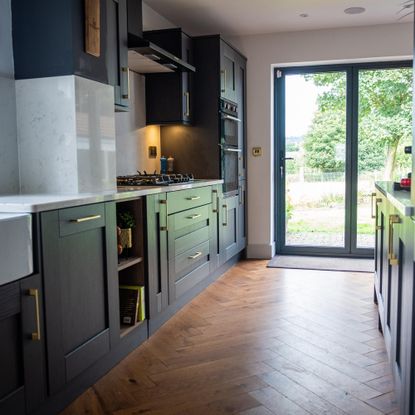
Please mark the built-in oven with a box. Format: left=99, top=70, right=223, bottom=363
left=220, top=99, right=241, bottom=196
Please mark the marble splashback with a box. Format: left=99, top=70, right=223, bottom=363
left=16, top=75, right=116, bottom=194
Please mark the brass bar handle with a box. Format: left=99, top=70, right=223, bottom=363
left=187, top=214, right=202, bottom=220
left=238, top=186, right=243, bottom=205
left=184, top=92, right=190, bottom=117
left=188, top=252, right=202, bottom=260
left=29, top=289, right=41, bottom=341
left=160, top=199, right=168, bottom=231
left=187, top=196, right=201, bottom=201
left=221, top=69, right=226, bottom=93
left=70, top=214, right=102, bottom=223
left=222, top=204, right=228, bottom=226
left=212, top=189, right=218, bottom=213
left=121, top=67, right=130, bottom=100
left=388, top=214, right=401, bottom=266
left=371, top=193, right=382, bottom=219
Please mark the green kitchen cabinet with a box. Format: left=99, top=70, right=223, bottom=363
left=374, top=188, right=415, bottom=414
left=40, top=202, right=119, bottom=395
left=219, top=194, right=240, bottom=265
left=146, top=193, right=169, bottom=321
left=0, top=274, right=46, bottom=415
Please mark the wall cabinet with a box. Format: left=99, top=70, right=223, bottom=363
left=159, top=36, right=247, bottom=186
left=12, top=0, right=109, bottom=84
left=144, top=29, right=194, bottom=125
left=0, top=274, right=46, bottom=415
left=220, top=41, right=237, bottom=103
left=107, top=0, right=129, bottom=110
left=40, top=203, right=118, bottom=395
left=374, top=190, right=415, bottom=415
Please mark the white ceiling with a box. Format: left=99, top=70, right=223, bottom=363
left=144, top=0, right=414, bottom=36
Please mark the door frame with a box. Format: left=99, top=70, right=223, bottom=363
left=274, top=60, right=412, bottom=258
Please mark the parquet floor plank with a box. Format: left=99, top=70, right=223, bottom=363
left=60, top=260, right=399, bottom=415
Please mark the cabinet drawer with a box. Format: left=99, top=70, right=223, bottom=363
left=167, top=187, right=212, bottom=214
left=174, top=240, right=210, bottom=276
left=58, top=204, right=105, bottom=237
left=170, top=226, right=210, bottom=259
left=173, top=261, right=211, bottom=301
left=171, top=205, right=209, bottom=233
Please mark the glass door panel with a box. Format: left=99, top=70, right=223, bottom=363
left=356, top=68, right=412, bottom=249
left=284, top=72, right=347, bottom=250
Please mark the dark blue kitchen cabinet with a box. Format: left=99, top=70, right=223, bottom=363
left=40, top=202, right=119, bottom=395
left=374, top=189, right=415, bottom=415
left=144, top=28, right=194, bottom=125
left=107, top=0, right=130, bottom=110
left=0, top=274, right=46, bottom=415
left=12, top=0, right=109, bottom=84
left=220, top=40, right=238, bottom=103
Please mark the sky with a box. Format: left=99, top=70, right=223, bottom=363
left=285, top=74, right=318, bottom=138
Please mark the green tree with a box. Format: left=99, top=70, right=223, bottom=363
left=303, top=69, right=412, bottom=178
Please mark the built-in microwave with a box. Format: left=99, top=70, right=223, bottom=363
left=220, top=99, right=241, bottom=196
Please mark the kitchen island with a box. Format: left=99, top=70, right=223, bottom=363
left=374, top=181, right=415, bottom=415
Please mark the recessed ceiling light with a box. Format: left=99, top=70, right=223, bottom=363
left=344, top=7, right=366, bottom=15
left=300, top=13, right=309, bottom=18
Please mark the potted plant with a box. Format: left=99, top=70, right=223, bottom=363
left=117, top=211, right=135, bottom=250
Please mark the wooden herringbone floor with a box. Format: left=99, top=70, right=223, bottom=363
left=61, top=260, right=399, bottom=415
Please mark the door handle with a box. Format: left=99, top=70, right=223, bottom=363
left=188, top=252, right=202, bottom=260
left=388, top=214, right=400, bottom=266
left=121, top=67, right=130, bottom=100
left=221, top=69, right=227, bottom=93
left=184, top=92, right=190, bottom=117
left=371, top=193, right=382, bottom=219
left=160, top=199, right=168, bottom=231
left=280, top=157, right=294, bottom=178
left=187, top=196, right=201, bottom=201
left=28, top=289, right=41, bottom=341
left=222, top=204, right=228, bottom=226
left=212, top=189, right=218, bottom=213
left=187, top=214, right=202, bottom=220
left=70, top=214, right=102, bottom=223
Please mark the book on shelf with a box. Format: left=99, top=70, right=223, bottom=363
left=119, top=285, right=146, bottom=326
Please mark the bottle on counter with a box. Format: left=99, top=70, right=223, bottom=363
left=160, top=156, right=167, bottom=174
left=167, top=156, right=174, bottom=173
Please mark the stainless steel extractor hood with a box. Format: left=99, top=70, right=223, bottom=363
left=128, top=33, right=196, bottom=74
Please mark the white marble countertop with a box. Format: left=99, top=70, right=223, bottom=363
left=0, top=180, right=223, bottom=213
left=375, top=181, right=414, bottom=217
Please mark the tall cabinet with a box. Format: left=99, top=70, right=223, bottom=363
left=159, top=36, right=247, bottom=266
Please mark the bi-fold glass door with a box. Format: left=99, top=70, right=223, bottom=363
left=275, top=62, right=412, bottom=257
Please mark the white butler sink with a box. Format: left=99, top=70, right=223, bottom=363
left=0, top=213, right=33, bottom=285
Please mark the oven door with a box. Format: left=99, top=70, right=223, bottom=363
left=222, top=147, right=241, bottom=196
left=220, top=113, right=240, bottom=147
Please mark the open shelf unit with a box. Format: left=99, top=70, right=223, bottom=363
left=116, top=197, right=147, bottom=338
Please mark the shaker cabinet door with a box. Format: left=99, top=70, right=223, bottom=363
left=220, top=41, right=237, bottom=103
left=41, top=203, right=118, bottom=395
left=0, top=274, right=46, bottom=415
left=219, top=195, right=239, bottom=265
